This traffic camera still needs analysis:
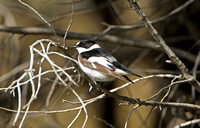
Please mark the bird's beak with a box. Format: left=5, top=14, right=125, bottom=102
left=67, top=45, right=77, bottom=49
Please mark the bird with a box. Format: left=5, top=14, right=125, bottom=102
left=68, top=40, right=141, bottom=87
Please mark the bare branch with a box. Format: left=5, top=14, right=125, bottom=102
left=174, top=119, right=200, bottom=128
left=1, top=1, right=199, bottom=127
left=99, top=0, right=194, bottom=35
left=127, top=0, right=200, bottom=93
left=18, top=0, right=59, bottom=42
left=94, top=116, right=116, bottom=128
left=63, top=0, right=74, bottom=47
left=0, top=60, right=29, bottom=84
left=0, top=25, right=196, bottom=63
left=3, top=74, right=200, bottom=114
left=124, top=105, right=139, bottom=128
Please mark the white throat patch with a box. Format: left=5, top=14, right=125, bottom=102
left=76, top=44, right=101, bottom=54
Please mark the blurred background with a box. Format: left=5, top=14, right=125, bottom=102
left=0, top=0, right=200, bottom=127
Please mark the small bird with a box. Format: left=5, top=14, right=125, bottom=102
left=69, top=40, right=141, bottom=86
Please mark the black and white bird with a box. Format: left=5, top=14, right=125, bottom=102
left=69, top=40, right=141, bottom=85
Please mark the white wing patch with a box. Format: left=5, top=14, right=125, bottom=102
left=115, top=69, right=128, bottom=75
left=91, top=62, right=97, bottom=68
left=78, top=56, right=129, bottom=82
left=87, top=56, right=128, bottom=75
left=88, top=56, right=113, bottom=70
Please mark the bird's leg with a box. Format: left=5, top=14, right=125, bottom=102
left=88, top=79, right=105, bottom=93
left=88, top=78, right=98, bottom=92
left=88, top=82, right=95, bottom=92
left=96, top=82, right=105, bottom=86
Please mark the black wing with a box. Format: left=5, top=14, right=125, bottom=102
left=80, top=48, right=117, bottom=70
left=112, top=61, right=142, bottom=77
left=80, top=48, right=141, bottom=77
left=80, top=48, right=117, bottom=61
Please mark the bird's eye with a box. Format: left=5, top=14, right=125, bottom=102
left=77, top=42, right=89, bottom=48
left=84, top=43, right=91, bottom=48
left=77, top=40, right=96, bottom=48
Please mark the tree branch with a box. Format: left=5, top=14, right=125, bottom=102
left=0, top=25, right=196, bottom=63
left=99, top=0, right=194, bottom=35
left=127, top=0, right=200, bottom=92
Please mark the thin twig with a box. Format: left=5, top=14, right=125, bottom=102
left=67, top=109, right=82, bottom=128
left=191, top=49, right=200, bottom=101
left=146, top=79, right=189, bottom=101
left=18, top=0, right=59, bottom=42
left=174, top=119, right=200, bottom=128
left=63, top=0, right=74, bottom=47
left=124, top=105, right=139, bottom=128
left=98, top=0, right=194, bottom=35
left=0, top=60, right=29, bottom=84
left=158, top=76, right=179, bottom=110
left=94, top=116, right=116, bottom=128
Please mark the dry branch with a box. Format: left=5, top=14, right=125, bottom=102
left=99, top=0, right=194, bottom=35
left=0, top=1, right=199, bottom=127
left=127, top=0, right=200, bottom=93
left=0, top=25, right=196, bottom=63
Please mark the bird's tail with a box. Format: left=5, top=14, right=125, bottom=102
left=130, top=71, right=142, bottom=77
left=122, top=75, right=134, bottom=83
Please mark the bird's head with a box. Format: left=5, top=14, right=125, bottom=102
left=69, top=40, right=100, bottom=53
